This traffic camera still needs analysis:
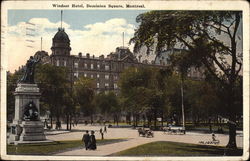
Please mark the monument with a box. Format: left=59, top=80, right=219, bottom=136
left=9, top=56, right=46, bottom=144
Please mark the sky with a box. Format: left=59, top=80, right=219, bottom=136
left=6, top=10, right=148, bottom=72
left=5, top=10, right=243, bottom=73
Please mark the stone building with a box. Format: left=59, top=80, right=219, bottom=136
left=39, top=27, right=204, bottom=93
left=39, top=27, right=162, bottom=93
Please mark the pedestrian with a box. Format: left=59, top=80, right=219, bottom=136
left=101, top=132, right=104, bottom=140
left=212, top=133, right=216, bottom=141
left=100, top=128, right=102, bottom=134
left=89, top=130, right=96, bottom=150
left=82, top=130, right=90, bottom=150
left=104, top=126, right=107, bottom=133
left=44, top=119, right=47, bottom=128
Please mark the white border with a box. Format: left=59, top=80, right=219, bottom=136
left=1, top=0, right=249, bottom=160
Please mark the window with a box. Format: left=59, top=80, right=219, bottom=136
left=114, top=75, right=118, bottom=80
left=105, top=74, right=109, bottom=80
left=56, top=60, right=59, bottom=66
left=97, top=83, right=100, bottom=88
left=105, top=65, right=109, bottom=70
left=74, top=72, right=78, bottom=78
left=74, top=62, right=78, bottom=68
left=91, top=74, right=93, bottom=78
left=97, top=74, right=100, bottom=78
left=64, top=60, right=67, bottom=66
left=105, top=83, right=109, bottom=88
left=91, top=64, right=94, bottom=69
left=97, top=64, right=100, bottom=69
left=84, top=73, right=87, bottom=77
left=84, top=63, right=87, bottom=68
left=114, top=83, right=118, bottom=89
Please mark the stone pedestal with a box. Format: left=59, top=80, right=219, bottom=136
left=19, top=121, right=46, bottom=141
left=9, top=83, right=46, bottom=144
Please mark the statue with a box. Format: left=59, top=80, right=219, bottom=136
left=19, top=56, right=40, bottom=84
left=23, top=101, right=39, bottom=121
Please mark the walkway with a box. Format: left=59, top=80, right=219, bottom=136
left=52, top=125, right=243, bottom=156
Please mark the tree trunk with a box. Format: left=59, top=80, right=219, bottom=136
left=143, top=115, right=146, bottom=126
left=50, top=115, right=53, bottom=129
left=154, top=110, right=157, bottom=129
left=116, top=115, right=119, bottom=126
left=209, top=117, right=212, bottom=132
left=226, top=84, right=237, bottom=149
left=135, top=114, right=138, bottom=127
left=161, top=112, right=164, bottom=127
left=226, top=115, right=237, bottom=149
left=197, top=115, right=200, bottom=125
left=69, top=115, right=72, bottom=130
left=133, top=114, right=136, bottom=127
left=127, top=112, right=131, bottom=125
left=66, top=113, right=69, bottom=130
left=90, top=114, right=93, bottom=125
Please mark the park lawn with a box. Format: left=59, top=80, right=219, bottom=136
left=7, top=139, right=126, bottom=155
left=112, top=141, right=243, bottom=156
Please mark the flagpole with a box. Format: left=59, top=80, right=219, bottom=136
left=61, top=10, right=63, bottom=28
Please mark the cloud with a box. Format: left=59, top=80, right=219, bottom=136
left=6, top=18, right=135, bottom=72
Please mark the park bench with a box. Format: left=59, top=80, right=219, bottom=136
left=138, top=128, right=154, bottom=138
left=164, top=126, right=185, bottom=134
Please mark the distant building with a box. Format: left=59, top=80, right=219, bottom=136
left=34, top=50, right=50, bottom=63
left=154, top=48, right=205, bottom=80
left=39, top=28, right=163, bottom=93
left=38, top=27, right=204, bottom=93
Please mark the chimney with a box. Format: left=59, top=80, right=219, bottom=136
left=99, top=55, right=104, bottom=59
left=86, top=53, right=90, bottom=58
left=78, top=52, right=82, bottom=57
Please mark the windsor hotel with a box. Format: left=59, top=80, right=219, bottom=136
left=34, top=27, right=204, bottom=93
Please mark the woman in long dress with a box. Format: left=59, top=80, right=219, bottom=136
left=88, top=130, right=96, bottom=150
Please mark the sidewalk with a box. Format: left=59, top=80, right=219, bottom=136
left=54, top=130, right=243, bottom=156
left=55, top=137, right=157, bottom=156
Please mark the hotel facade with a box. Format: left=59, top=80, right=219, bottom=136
left=35, top=27, right=204, bottom=93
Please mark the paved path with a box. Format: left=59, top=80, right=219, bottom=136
left=55, top=137, right=157, bottom=156
left=52, top=125, right=243, bottom=156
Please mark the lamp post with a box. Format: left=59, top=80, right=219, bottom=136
left=180, top=75, right=185, bottom=134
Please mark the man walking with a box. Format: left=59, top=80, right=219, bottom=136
left=82, top=130, right=90, bottom=150
left=104, top=126, right=107, bottom=133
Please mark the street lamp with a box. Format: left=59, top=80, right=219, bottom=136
left=180, top=75, right=185, bottom=134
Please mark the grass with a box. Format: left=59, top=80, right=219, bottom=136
left=7, top=139, right=127, bottom=155
left=112, top=141, right=243, bottom=156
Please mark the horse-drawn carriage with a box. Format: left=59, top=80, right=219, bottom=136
left=138, top=128, right=154, bottom=137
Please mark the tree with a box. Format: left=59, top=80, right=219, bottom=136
left=73, top=76, right=95, bottom=123
left=35, top=64, right=69, bottom=128
left=95, top=92, right=121, bottom=125
left=184, top=79, right=219, bottom=126
left=7, top=70, right=24, bottom=121
left=119, top=66, right=169, bottom=128
left=119, top=67, right=156, bottom=127
left=130, top=11, right=242, bottom=148
left=162, top=73, right=183, bottom=125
